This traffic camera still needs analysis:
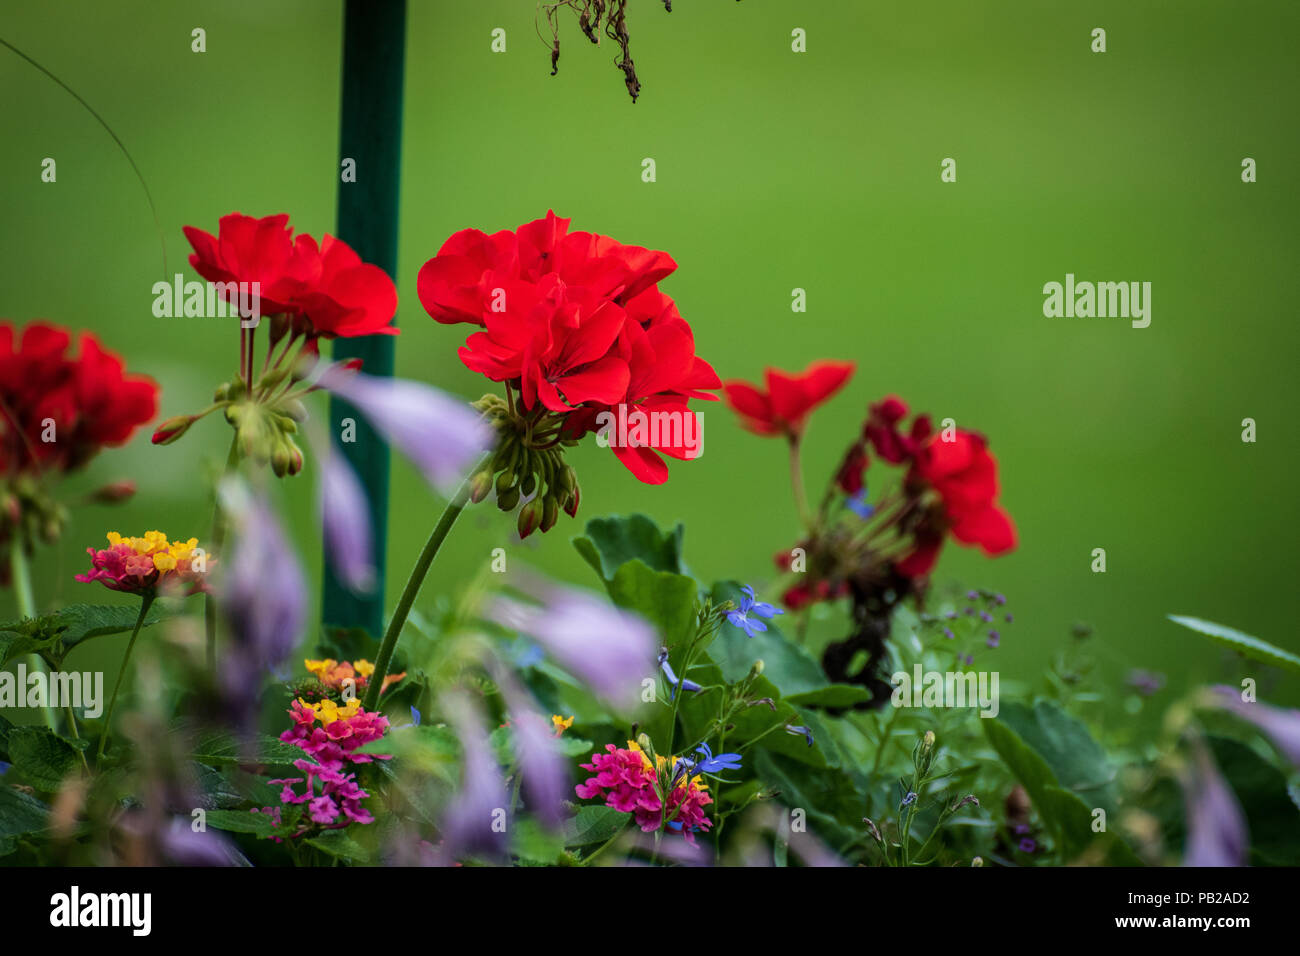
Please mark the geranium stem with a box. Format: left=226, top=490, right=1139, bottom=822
left=788, top=436, right=813, bottom=531
left=363, top=479, right=472, bottom=711
left=97, top=594, right=154, bottom=761
left=9, top=532, right=57, bottom=731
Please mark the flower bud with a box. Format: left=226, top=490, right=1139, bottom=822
left=87, top=480, right=136, bottom=505
left=563, top=484, right=580, bottom=518
left=539, top=494, right=559, bottom=533
left=151, top=414, right=196, bottom=445
left=468, top=469, right=494, bottom=504
left=497, top=485, right=520, bottom=512
left=517, top=497, right=541, bottom=539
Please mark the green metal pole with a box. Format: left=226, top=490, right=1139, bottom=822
left=324, top=0, right=407, bottom=640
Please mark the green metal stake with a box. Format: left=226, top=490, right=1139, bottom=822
left=324, top=0, right=407, bottom=640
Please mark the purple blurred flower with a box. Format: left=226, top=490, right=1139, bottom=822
left=159, top=818, right=241, bottom=866
left=1182, top=742, right=1248, bottom=867
left=1127, top=669, right=1166, bottom=697
left=1210, top=685, right=1300, bottom=768
left=315, top=363, right=493, bottom=496
left=218, top=481, right=305, bottom=678
left=438, top=693, right=509, bottom=864
left=318, top=439, right=375, bottom=593
left=486, top=583, right=656, bottom=708
left=492, top=664, right=569, bottom=829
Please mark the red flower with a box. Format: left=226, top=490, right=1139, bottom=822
left=183, top=213, right=398, bottom=339
left=183, top=213, right=320, bottom=316
left=289, top=235, right=399, bottom=339
left=418, top=212, right=718, bottom=487
left=899, top=430, right=1016, bottom=576
left=723, top=360, right=855, bottom=438
left=863, top=395, right=931, bottom=464
left=0, top=320, right=158, bottom=476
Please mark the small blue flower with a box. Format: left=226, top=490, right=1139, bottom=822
left=846, top=490, right=874, bottom=519
left=410, top=706, right=421, bottom=727
left=693, top=742, right=743, bottom=774
left=986, top=631, right=1000, bottom=648
left=727, top=584, right=783, bottom=638
left=785, top=724, right=815, bottom=747
left=0, top=761, right=9, bottom=776
left=659, top=647, right=702, bottom=700
left=900, top=790, right=918, bottom=810
left=942, top=627, right=955, bottom=640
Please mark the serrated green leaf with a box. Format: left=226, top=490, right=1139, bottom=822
left=6, top=727, right=79, bottom=791
left=0, top=784, right=50, bottom=843
left=306, top=828, right=370, bottom=862
left=564, top=805, right=629, bottom=846
left=203, top=809, right=276, bottom=838
left=1168, top=615, right=1300, bottom=673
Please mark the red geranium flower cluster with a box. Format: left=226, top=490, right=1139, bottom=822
left=183, top=212, right=398, bottom=341
left=418, top=211, right=720, bottom=486
left=0, top=321, right=158, bottom=478
left=725, top=363, right=1016, bottom=608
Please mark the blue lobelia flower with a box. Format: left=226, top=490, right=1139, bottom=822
left=693, top=742, right=743, bottom=774
left=727, top=584, right=783, bottom=638
left=785, top=724, right=815, bottom=747
left=658, top=647, right=703, bottom=700
left=410, top=706, right=422, bottom=727
left=846, top=489, right=874, bottom=519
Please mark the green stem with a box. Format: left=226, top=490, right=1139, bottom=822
left=363, top=478, right=472, bottom=711
left=9, top=529, right=56, bottom=730
left=63, top=703, right=90, bottom=773
left=97, top=594, right=154, bottom=761
left=204, top=436, right=241, bottom=670
left=788, top=436, right=814, bottom=531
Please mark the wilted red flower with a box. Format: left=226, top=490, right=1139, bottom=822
left=863, top=394, right=931, bottom=464
left=723, top=360, right=855, bottom=438
left=0, top=320, right=158, bottom=476
left=418, top=211, right=719, bottom=492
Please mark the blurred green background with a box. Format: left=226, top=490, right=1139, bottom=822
left=3, top=0, right=1297, bottom=708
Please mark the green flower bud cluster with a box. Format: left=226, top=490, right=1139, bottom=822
left=2, top=476, right=70, bottom=548
left=219, top=376, right=308, bottom=477
left=469, top=394, right=582, bottom=539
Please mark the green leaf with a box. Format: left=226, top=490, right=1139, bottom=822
left=785, top=685, right=874, bottom=709
left=573, top=514, right=685, bottom=584
left=191, top=731, right=305, bottom=768
left=564, top=805, right=630, bottom=846
left=203, top=809, right=276, bottom=838
left=1207, top=735, right=1300, bottom=865
left=6, top=727, right=79, bottom=791
left=0, top=603, right=166, bottom=668
left=709, top=581, right=827, bottom=696
left=606, top=560, right=698, bottom=649
left=0, top=713, right=12, bottom=761
left=305, top=828, right=370, bottom=863
left=984, top=713, right=1139, bottom=864
left=512, top=817, right=566, bottom=864
left=1167, top=615, right=1300, bottom=674
left=995, top=700, right=1119, bottom=810
left=0, top=784, right=50, bottom=845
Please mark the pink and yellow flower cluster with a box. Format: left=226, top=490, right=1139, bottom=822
left=75, top=530, right=208, bottom=595
left=575, top=741, right=713, bottom=843
left=267, top=696, right=392, bottom=830
left=303, top=657, right=405, bottom=696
